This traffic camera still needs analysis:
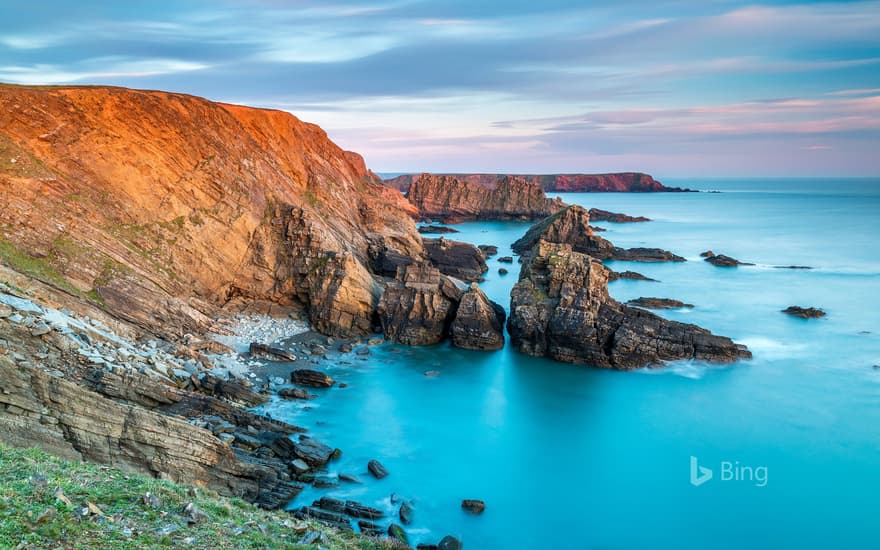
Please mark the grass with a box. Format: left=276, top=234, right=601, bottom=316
left=0, top=238, right=81, bottom=296
left=0, top=444, right=398, bottom=550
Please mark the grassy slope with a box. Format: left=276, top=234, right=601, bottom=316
left=0, top=444, right=397, bottom=550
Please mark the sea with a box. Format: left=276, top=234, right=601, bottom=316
left=258, top=178, right=880, bottom=549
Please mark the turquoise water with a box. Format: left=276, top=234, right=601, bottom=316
left=264, top=179, right=879, bottom=549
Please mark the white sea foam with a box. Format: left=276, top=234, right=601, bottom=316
left=737, top=336, right=808, bottom=360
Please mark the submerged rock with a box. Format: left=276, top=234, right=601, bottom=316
left=782, top=306, right=826, bottom=319
left=627, top=297, right=694, bottom=309
left=702, top=251, right=754, bottom=267
left=461, top=499, right=486, bottom=514
left=423, top=237, right=488, bottom=282
left=450, top=284, right=505, bottom=351
left=439, top=535, right=463, bottom=550
left=367, top=459, right=389, bottom=479
left=399, top=501, right=414, bottom=525
left=512, top=206, right=684, bottom=262
left=508, top=241, right=751, bottom=369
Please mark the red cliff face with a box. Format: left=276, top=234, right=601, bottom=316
left=405, top=174, right=564, bottom=222
left=385, top=172, right=689, bottom=193
left=0, top=84, right=422, bottom=337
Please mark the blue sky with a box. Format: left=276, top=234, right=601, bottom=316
left=1, top=1, right=878, bottom=176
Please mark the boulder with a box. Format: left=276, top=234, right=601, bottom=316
left=702, top=251, right=754, bottom=267
left=290, top=369, right=334, bottom=388
left=478, top=244, right=498, bottom=257
left=388, top=524, right=408, bottom=545
left=461, top=499, right=485, bottom=514
left=450, top=284, right=505, bottom=350
left=399, top=501, right=414, bottom=525
left=367, top=459, right=389, bottom=479
left=627, top=297, right=694, bottom=309
left=508, top=241, right=751, bottom=369
left=248, top=343, right=295, bottom=361
left=439, top=535, right=463, bottom=550
left=587, top=208, right=650, bottom=223
left=293, top=436, right=335, bottom=467
left=278, top=388, right=313, bottom=400
left=423, top=237, right=488, bottom=282
left=781, top=306, right=826, bottom=319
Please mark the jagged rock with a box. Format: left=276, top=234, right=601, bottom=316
left=461, top=499, right=485, bottom=514
left=378, top=264, right=462, bottom=346
left=367, top=459, right=389, bottom=479
left=439, top=535, right=463, bottom=550
left=30, top=323, right=52, bottom=337
left=608, top=270, right=657, bottom=282
left=512, top=206, right=685, bottom=262
left=450, top=284, right=505, bottom=351
left=418, top=225, right=460, bottom=234
left=588, top=208, right=650, bottom=223
left=292, top=436, right=335, bottom=467
left=344, top=500, right=384, bottom=520
left=406, top=174, right=565, bottom=222
left=423, top=237, right=488, bottom=282
left=782, top=306, right=826, bottom=319
left=248, top=343, right=295, bottom=362
left=399, top=502, right=414, bottom=525
left=702, top=251, right=754, bottom=267
left=508, top=241, right=751, bottom=369
left=278, top=388, right=313, bottom=400
left=182, top=502, right=208, bottom=524
left=478, top=244, right=498, bottom=257
left=290, top=369, right=334, bottom=388
left=627, top=297, right=694, bottom=309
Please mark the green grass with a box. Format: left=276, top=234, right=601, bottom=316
left=0, top=444, right=397, bottom=550
left=0, top=238, right=80, bottom=296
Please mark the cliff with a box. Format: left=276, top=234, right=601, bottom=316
left=385, top=172, right=690, bottom=193
left=0, top=84, right=423, bottom=338
left=405, top=173, right=564, bottom=222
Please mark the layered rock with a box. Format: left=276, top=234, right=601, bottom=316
left=507, top=241, right=750, bottom=369
left=377, top=264, right=463, bottom=345
left=588, top=208, right=650, bottom=223
left=450, top=284, right=505, bottom=350
left=423, top=237, right=488, bottom=282
left=405, top=174, right=564, bottom=222
left=512, top=206, right=685, bottom=262
left=0, top=84, right=423, bottom=339
left=385, top=172, right=690, bottom=193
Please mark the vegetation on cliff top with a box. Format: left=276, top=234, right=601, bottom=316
left=0, top=444, right=398, bottom=550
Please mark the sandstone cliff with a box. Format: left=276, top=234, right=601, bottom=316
left=507, top=241, right=750, bottom=369
left=0, top=84, right=422, bottom=338
left=385, top=172, right=690, bottom=193
left=405, top=174, right=564, bottom=222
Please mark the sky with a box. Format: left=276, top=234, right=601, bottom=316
left=1, top=1, right=878, bottom=177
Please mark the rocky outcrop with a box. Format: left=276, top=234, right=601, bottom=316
left=377, top=264, right=463, bottom=345
left=450, top=284, right=505, bottom=350
left=588, top=208, right=650, bottom=223
left=423, top=238, right=488, bottom=282
left=507, top=241, right=750, bottom=369
left=701, top=251, right=754, bottom=267
left=405, top=174, right=564, bottom=222
left=512, top=206, right=685, bottom=263
left=608, top=270, right=657, bottom=282
left=385, top=172, right=690, bottom=193
left=0, top=84, right=423, bottom=339
left=418, top=225, right=459, bottom=234
left=781, top=306, right=826, bottom=319
left=627, top=297, right=694, bottom=309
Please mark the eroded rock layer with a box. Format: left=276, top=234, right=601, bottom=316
left=385, top=172, right=690, bottom=193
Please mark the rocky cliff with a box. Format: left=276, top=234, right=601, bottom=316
left=405, top=174, right=564, bottom=222
left=507, top=241, right=751, bottom=369
left=385, top=172, right=690, bottom=193
left=0, top=84, right=423, bottom=339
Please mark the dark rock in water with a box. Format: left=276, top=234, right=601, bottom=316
left=312, top=474, right=338, bottom=488
left=588, top=207, right=650, bottom=223
left=378, top=263, right=463, bottom=345
left=702, top=251, right=754, bottom=267
left=590, top=225, right=607, bottom=232
left=293, top=436, right=335, bottom=466
left=248, top=342, right=296, bottom=361
left=278, top=387, right=313, bottom=400
left=498, top=256, right=514, bottom=263
left=608, top=270, right=657, bottom=282
left=423, top=237, right=488, bottom=282
left=782, top=306, right=826, bottom=319
left=291, top=369, right=334, bottom=388
left=418, top=225, right=460, bottom=234
left=450, top=283, right=505, bottom=350
left=478, top=244, right=498, bottom=257
left=344, top=500, right=384, bottom=520
left=508, top=241, right=751, bottom=369
left=627, top=297, right=694, bottom=309
left=512, top=206, right=684, bottom=262
left=388, top=523, right=409, bottom=544
left=462, top=499, right=485, bottom=514
left=358, top=520, right=384, bottom=537
left=339, top=342, right=353, bottom=353
left=367, top=459, right=389, bottom=479
left=417, top=545, right=440, bottom=550
left=399, top=501, right=414, bottom=525
left=498, top=267, right=509, bottom=275
left=773, top=265, right=814, bottom=270
left=314, top=496, right=346, bottom=513
left=439, top=535, right=464, bottom=550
